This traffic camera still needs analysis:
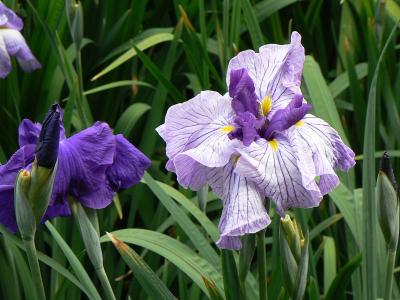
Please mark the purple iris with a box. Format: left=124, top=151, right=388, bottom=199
left=157, top=32, right=355, bottom=250
left=0, top=105, right=151, bottom=232
left=0, top=2, right=41, bottom=78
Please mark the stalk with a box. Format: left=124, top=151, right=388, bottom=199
left=257, top=229, right=268, bottom=300
left=23, top=238, right=46, bottom=300
left=384, top=249, right=396, bottom=300
left=96, top=267, right=116, bottom=300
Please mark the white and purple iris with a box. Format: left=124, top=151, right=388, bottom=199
left=0, top=2, right=41, bottom=78
left=0, top=105, right=151, bottom=232
left=157, top=32, right=355, bottom=249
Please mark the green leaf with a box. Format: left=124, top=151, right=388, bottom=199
left=83, top=80, right=154, bottom=96
left=221, top=250, right=240, bottom=300
left=310, top=214, right=343, bottom=240
left=254, top=0, right=300, bottom=22
left=329, top=63, right=368, bottom=98
left=100, top=229, right=224, bottom=296
left=325, top=254, right=362, bottom=300
left=45, top=222, right=101, bottom=300
left=114, top=103, right=151, bottom=136
left=241, top=0, right=264, bottom=49
left=92, top=32, right=175, bottom=80
left=107, top=233, right=175, bottom=300
left=323, top=236, right=336, bottom=294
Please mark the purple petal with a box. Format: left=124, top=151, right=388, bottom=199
left=288, top=114, right=355, bottom=194
left=43, top=201, right=71, bottom=221
left=18, top=119, right=41, bottom=147
left=229, top=68, right=258, bottom=116
left=0, top=145, right=35, bottom=186
left=215, top=163, right=271, bottom=250
left=0, top=3, right=23, bottom=30
left=235, top=135, right=322, bottom=215
left=264, top=95, right=311, bottom=139
left=159, top=91, right=236, bottom=170
left=52, top=122, right=116, bottom=209
left=226, top=32, right=305, bottom=117
left=0, top=34, right=11, bottom=78
left=106, top=134, right=151, bottom=191
left=229, top=112, right=265, bottom=146
left=173, top=155, right=212, bottom=190
left=2, top=29, right=41, bottom=72
left=0, top=185, right=18, bottom=233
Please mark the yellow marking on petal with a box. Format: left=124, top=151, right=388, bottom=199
left=268, top=139, right=279, bottom=151
left=231, top=155, right=240, bottom=167
left=261, top=95, right=272, bottom=116
left=295, top=121, right=304, bottom=127
left=220, top=125, right=235, bottom=133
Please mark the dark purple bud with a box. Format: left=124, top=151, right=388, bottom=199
left=380, top=152, right=398, bottom=192
left=35, top=104, right=60, bottom=168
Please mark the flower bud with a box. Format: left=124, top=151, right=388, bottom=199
left=35, top=104, right=60, bottom=169
left=377, top=152, right=399, bottom=251
left=65, top=0, right=84, bottom=49
left=14, top=170, right=36, bottom=240
left=279, top=215, right=309, bottom=300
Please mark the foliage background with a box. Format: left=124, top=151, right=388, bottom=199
left=0, top=0, right=399, bottom=299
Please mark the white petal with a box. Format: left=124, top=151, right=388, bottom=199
left=235, top=135, right=322, bottom=215
left=0, top=32, right=11, bottom=78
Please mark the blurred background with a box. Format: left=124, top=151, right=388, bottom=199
left=0, top=0, right=399, bottom=299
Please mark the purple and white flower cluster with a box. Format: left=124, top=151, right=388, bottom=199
left=157, top=32, right=355, bottom=249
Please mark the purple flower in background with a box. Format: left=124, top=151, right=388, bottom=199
left=0, top=2, right=41, bottom=78
left=157, top=32, right=355, bottom=250
left=0, top=105, right=151, bottom=232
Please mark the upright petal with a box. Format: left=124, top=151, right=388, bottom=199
left=106, top=134, right=151, bottom=191
left=227, top=32, right=305, bottom=116
left=288, top=114, right=355, bottom=194
left=229, top=68, right=258, bottom=116
left=216, top=163, right=271, bottom=250
left=161, top=91, right=235, bottom=165
left=0, top=3, right=23, bottom=30
left=235, top=134, right=322, bottom=215
left=18, top=119, right=41, bottom=147
left=0, top=33, right=11, bottom=78
left=52, top=122, right=116, bottom=209
left=0, top=145, right=35, bottom=186
left=2, top=29, right=41, bottom=72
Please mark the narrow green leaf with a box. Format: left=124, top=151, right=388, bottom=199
left=221, top=250, right=240, bottom=300
left=241, top=0, right=264, bottom=49
left=329, top=63, right=368, bottom=98
left=323, top=236, right=336, bottom=294
left=114, top=103, right=151, bottom=135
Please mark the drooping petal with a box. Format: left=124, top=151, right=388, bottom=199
left=52, top=122, right=116, bottom=209
left=0, top=185, right=18, bottom=232
left=215, top=163, right=271, bottom=250
left=235, top=134, right=322, bottom=215
left=264, top=94, right=311, bottom=139
left=0, top=145, right=35, bottom=186
left=106, top=134, right=151, bottom=191
left=0, top=3, right=23, bottom=30
left=159, top=90, right=236, bottom=168
left=18, top=119, right=41, bottom=147
left=0, top=33, right=12, bottom=78
left=227, top=32, right=304, bottom=116
left=2, top=29, right=41, bottom=72
left=287, top=114, right=355, bottom=194
left=229, top=68, right=258, bottom=116
left=173, top=155, right=213, bottom=190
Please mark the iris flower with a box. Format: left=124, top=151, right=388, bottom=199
left=0, top=2, right=41, bottom=78
left=157, top=32, right=355, bottom=249
left=0, top=105, right=151, bottom=232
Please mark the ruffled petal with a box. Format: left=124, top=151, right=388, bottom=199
left=288, top=114, right=355, bottom=194
left=2, top=29, right=41, bottom=72
left=160, top=91, right=235, bottom=165
left=227, top=32, right=304, bottom=116
left=229, top=68, right=258, bottom=116
left=235, top=134, right=322, bottom=215
left=0, top=145, right=35, bottom=186
left=216, top=163, right=271, bottom=250
left=0, top=33, right=11, bottom=78
left=0, top=3, right=23, bottom=30
left=52, top=122, right=116, bottom=209
left=106, top=134, right=151, bottom=191
left=0, top=185, right=18, bottom=232
left=18, top=119, right=41, bottom=147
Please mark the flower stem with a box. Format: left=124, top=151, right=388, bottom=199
left=23, top=238, right=46, bottom=300
left=384, top=249, right=396, bottom=300
left=96, top=266, right=116, bottom=300
left=257, top=229, right=268, bottom=300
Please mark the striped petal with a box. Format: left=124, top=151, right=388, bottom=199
left=215, top=163, right=271, bottom=250
left=235, top=134, right=322, bottom=215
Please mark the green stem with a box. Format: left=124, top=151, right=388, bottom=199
left=23, top=238, right=46, bottom=300
left=257, top=229, right=268, bottom=300
left=96, top=266, right=116, bottom=300
left=384, top=249, right=396, bottom=300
